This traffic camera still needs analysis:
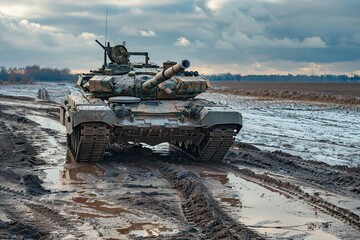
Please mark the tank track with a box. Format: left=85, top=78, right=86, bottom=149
left=171, top=125, right=237, bottom=162
left=68, top=123, right=110, bottom=162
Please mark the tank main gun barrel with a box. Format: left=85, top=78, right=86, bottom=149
left=141, top=59, right=190, bottom=92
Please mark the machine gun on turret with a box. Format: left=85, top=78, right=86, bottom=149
left=95, top=40, right=150, bottom=75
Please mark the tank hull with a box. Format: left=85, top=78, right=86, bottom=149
left=60, top=92, right=242, bottom=162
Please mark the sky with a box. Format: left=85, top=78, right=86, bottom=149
left=1, top=0, right=360, bottom=75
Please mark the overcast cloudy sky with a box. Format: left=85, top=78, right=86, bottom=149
left=1, top=0, right=360, bottom=75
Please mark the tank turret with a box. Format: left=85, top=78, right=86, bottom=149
left=60, top=40, right=242, bottom=163
left=141, top=60, right=190, bottom=92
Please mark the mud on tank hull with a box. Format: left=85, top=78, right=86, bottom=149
left=60, top=93, right=242, bottom=162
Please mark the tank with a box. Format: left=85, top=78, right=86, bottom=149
left=60, top=40, right=242, bottom=162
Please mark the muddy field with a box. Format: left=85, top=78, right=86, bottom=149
left=0, top=82, right=359, bottom=239
left=210, top=81, right=360, bottom=104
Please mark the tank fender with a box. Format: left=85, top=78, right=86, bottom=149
left=200, top=108, right=242, bottom=130
left=67, top=105, right=117, bottom=131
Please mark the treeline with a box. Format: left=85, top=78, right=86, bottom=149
left=207, top=73, right=360, bottom=82
left=0, top=65, right=77, bottom=83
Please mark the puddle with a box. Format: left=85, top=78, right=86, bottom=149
left=62, top=164, right=106, bottom=181
left=228, top=173, right=338, bottom=239
left=199, top=172, right=229, bottom=185
left=72, top=197, right=129, bottom=216
left=221, top=198, right=242, bottom=207
left=21, top=113, right=67, bottom=188
left=26, top=114, right=65, bottom=133
left=0, top=211, right=11, bottom=223
left=0, top=81, right=74, bottom=103
left=201, top=92, right=360, bottom=167
left=24, top=115, right=65, bottom=160
left=73, top=212, right=113, bottom=218
left=148, top=143, right=184, bottom=158
left=117, top=222, right=178, bottom=237
left=43, top=168, right=61, bottom=186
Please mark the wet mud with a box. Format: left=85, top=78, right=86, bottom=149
left=157, top=162, right=262, bottom=239
left=229, top=142, right=360, bottom=198
left=0, top=92, right=359, bottom=239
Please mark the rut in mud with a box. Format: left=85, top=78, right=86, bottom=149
left=223, top=159, right=360, bottom=229
left=0, top=91, right=360, bottom=239
left=0, top=106, right=80, bottom=239
left=229, top=142, right=360, bottom=197
left=156, top=162, right=262, bottom=239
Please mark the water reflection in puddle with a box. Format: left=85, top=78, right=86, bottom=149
left=221, top=198, right=242, bottom=207
left=117, top=222, right=178, bottom=237
left=72, top=197, right=129, bottom=217
left=228, top=173, right=337, bottom=239
left=27, top=114, right=65, bottom=133
left=199, top=172, right=229, bottom=185
left=62, top=163, right=106, bottom=181
left=44, top=168, right=61, bottom=185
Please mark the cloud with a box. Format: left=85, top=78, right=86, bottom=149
left=1, top=0, right=360, bottom=75
left=219, top=31, right=327, bottom=49
left=215, top=40, right=235, bottom=50
left=302, top=37, right=327, bottom=48
left=0, top=13, right=101, bottom=68
left=0, top=4, right=46, bottom=18
left=174, top=37, right=206, bottom=48
left=175, top=37, right=191, bottom=47
left=130, top=8, right=143, bottom=15
left=194, top=40, right=207, bottom=48
left=339, top=33, right=360, bottom=47
left=139, top=30, right=157, bottom=37
left=119, top=27, right=157, bottom=37
left=19, top=19, right=57, bottom=32
left=119, top=26, right=139, bottom=36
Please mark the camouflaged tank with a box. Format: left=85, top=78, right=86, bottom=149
left=60, top=40, right=242, bottom=162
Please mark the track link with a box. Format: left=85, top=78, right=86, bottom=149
left=171, top=125, right=237, bottom=162
left=69, top=123, right=110, bottom=162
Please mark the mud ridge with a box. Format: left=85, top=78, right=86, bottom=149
left=0, top=170, right=41, bottom=199
left=0, top=111, right=38, bottom=126
left=0, top=115, right=39, bottom=167
left=157, top=162, right=263, bottom=240
left=1, top=206, right=49, bottom=239
left=118, top=191, right=183, bottom=221
left=228, top=142, right=360, bottom=197
left=25, top=203, right=74, bottom=230
left=221, top=163, right=360, bottom=230
left=0, top=94, right=35, bottom=101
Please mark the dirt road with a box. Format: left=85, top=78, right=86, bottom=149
left=0, top=93, right=359, bottom=239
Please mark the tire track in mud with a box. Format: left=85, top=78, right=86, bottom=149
left=156, top=162, right=263, bottom=240
left=217, top=162, right=360, bottom=230
left=1, top=201, right=82, bottom=239
left=0, top=171, right=43, bottom=200
left=2, top=95, right=360, bottom=238
left=229, top=143, right=360, bottom=197
left=0, top=105, right=84, bottom=239
left=1, top=206, right=49, bottom=239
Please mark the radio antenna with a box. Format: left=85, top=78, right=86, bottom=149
left=105, top=9, right=108, bottom=46
left=102, top=9, right=109, bottom=74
